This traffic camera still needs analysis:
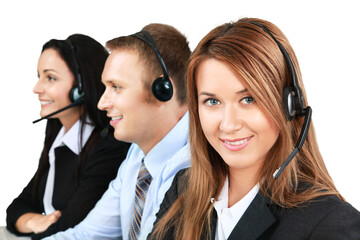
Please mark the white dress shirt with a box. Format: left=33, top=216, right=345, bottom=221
left=43, top=119, right=94, bottom=214
left=213, top=177, right=259, bottom=240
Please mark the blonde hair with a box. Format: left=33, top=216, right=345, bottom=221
left=151, top=17, right=342, bottom=240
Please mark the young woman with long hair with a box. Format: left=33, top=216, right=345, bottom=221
left=150, top=18, right=360, bottom=239
left=6, top=34, right=130, bottom=239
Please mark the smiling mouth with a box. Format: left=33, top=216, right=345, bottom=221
left=223, top=136, right=252, bottom=145
left=111, top=116, right=123, bottom=120
left=221, top=136, right=253, bottom=151
left=40, top=100, right=54, bottom=105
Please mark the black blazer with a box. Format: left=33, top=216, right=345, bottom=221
left=6, top=133, right=130, bottom=239
left=151, top=169, right=360, bottom=240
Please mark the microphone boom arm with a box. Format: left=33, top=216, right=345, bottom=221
left=273, top=106, right=312, bottom=180
left=32, top=100, right=83, bottom=124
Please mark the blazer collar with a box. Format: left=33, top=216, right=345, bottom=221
left=211, top=192, right=276, bottom=240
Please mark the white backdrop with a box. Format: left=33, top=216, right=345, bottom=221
left=0, top=0, right=359, bottom=226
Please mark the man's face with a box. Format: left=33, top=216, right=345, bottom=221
left=98, top=49, right=160, bottom=153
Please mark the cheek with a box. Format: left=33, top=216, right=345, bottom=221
left=56, top=91, right=71, bottom=104
left=49, top=84, right=72, bottom=101
left=198, top=108, right=219, bottom=142
left=253, top=113, right=279, bottom=148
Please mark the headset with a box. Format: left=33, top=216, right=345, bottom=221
left=32, top=38, right=85, bottom=124
left=248, top=21, right=312, bottom=180
left=132, top=30, right=173, bottom=102
left=65, top=38, right=84, bottom=103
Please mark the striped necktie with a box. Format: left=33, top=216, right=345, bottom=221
left=128, top=159, right=152, bottom=240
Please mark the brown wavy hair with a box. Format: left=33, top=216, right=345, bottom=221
left=151, top=17, right=342, bottom=240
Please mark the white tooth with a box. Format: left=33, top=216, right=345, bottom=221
left=40, top=101, right=54, bottom=105
left=225, top=138, right=250, bottom=145
left=112, top=116, right=123, bottom=120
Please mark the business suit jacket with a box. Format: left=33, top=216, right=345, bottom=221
left=151, top=169, right=360, bottom=240
left=6, top=133, right=130, bottom=240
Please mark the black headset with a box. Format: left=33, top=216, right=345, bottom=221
left=248, top=21, right=312, bottom=180
left=65, top=38, right=84, bottom=103
left=132, top=30, right=173, bottom=102
left=32, top=38, right=85, bottom=124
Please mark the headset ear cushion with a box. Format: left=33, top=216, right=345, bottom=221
left=282, top=87, right=296, bottom=121
left=152, top=77, right=173, bottom=102
left=69, top=86, right=84, bottom=103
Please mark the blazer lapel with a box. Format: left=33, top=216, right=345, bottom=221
left=209, top=210, right=218, bottom=240
left=227, top=192, right=276, bottom=240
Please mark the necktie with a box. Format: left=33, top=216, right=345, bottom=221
left=128, top=159, right=152, bottom=240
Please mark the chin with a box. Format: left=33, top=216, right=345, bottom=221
left=114, top=131, right=126, bottom=142
left=40, top=111, right=50, bottom=118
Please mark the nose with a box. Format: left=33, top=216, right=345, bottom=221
left=219, top=104, right=242, bottom=133
left=97, top=89, right=112, bottom=111
left=33, top=79, right=43, bottom=95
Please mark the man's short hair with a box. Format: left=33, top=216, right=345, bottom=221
left=106, top=23, right=191, bottom=104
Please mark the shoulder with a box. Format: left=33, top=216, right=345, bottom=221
left=81, top=133, right=130, bottom=169
left=168, top=168, right=189, bottom=198
left=152, top=168, right=189, bottom=221
left=162, top=143, right=191, bottom=180
left=307, top=195, right=360, bottom=238
left=295, top=194, right=359, bottom=218
left=269, top=195, right=360, bottom=238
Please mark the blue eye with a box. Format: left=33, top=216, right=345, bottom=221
left=241, top=96, right=254, bottom=104
left=205, top=98, right=220, bottom=106
left=112, top=85, right=121, bottom=91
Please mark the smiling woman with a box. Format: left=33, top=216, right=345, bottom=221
left=149, top=17, right=360, bottom=240
left=34, top=48, right=79, bottom=131
left=5, top=34, right=130, bottom=239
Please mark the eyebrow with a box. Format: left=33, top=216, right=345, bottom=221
left=43, top=69, right=59, bottom=74
left=199, top=88, right=248, bottom=97
left=103, top=79, right=126, bottom=87
left=103, top=79, right=116, bottom=85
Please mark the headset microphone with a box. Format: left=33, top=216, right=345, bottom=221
left=273, top=106, right=312, bottom=180
left=248, top=21, right=312, bottom=180
left=100, top=123, right=110, bottom=138
left=32, top=100, right=84, bottom=124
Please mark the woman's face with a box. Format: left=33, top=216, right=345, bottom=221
left=33, top=48, right=79, bottom=130
left=196, top=59, right=279, bottom=177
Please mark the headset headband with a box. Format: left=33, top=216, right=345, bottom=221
left=65, top=38, right=83, bottom=94
left=248, top=21, right=306, bottom=117
left=132, top=30, right=169, bottom=79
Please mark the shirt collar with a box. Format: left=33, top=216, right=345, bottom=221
left=213, top=177, right=260, bottom=219
left=144, top=111, right=189, bottom=178
left=213, top=176, right=229, bottom=210
left=52, top=118, right=95, bottom=155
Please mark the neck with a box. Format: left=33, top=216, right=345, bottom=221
left=228, top=166, right=259, bottom=207
left=60, top=114, right=80, bottom=133
left=139, top=104, right=187, bottom=155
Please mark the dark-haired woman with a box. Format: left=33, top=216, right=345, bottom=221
left=6, top=34, right=130, bottom=239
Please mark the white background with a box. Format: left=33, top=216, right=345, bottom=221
left=0, top=0, right=359, bottom=226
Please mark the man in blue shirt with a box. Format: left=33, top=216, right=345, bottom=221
left=45, top=23, right=191, bottom=239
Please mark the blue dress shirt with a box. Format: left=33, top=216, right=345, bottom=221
left=45, top=112, right=191, bottom=240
